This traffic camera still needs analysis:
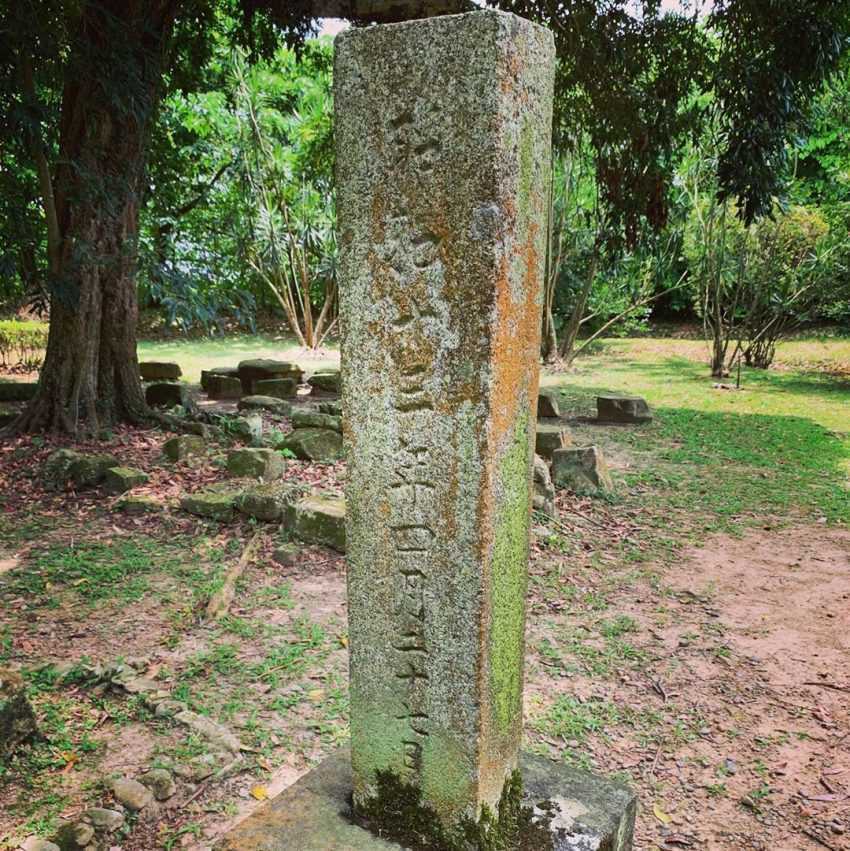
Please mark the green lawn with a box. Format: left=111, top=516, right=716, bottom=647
left=543, top=337, right=850, bottom=536
left=137, top=333, right=339, bottom=383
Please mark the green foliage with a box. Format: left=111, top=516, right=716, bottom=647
left=0, top=320, right=48, bottom=368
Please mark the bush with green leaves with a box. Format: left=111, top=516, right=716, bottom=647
left=0, top=320, right=48, bottom=369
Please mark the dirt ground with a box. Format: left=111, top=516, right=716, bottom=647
left=1, top=423, right=848, bottom=850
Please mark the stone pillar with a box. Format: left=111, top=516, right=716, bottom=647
left=337, top=10, right=554, bottom=830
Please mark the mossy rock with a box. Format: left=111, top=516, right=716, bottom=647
left=290, top=409, right=342, bottom=433
left=227, top=448, right=285, bottom=479
left=254, top=378, right=298, bottom=399
left=162, top=434, right=206, bottom=462
left=69, top=454, right=121, bottom=489
left=145, top=381, right=194, bottom=410
left=551, top=446, right=613, bottom=494
left=237, top=395, right=292, bottom=416
left=235, top=483, right=301, bottom=522
left=237, top=359, right=304, bottom=394
left=103, top=467, right=149, bottom=495
left=537, top=391, right=560, bottom=418
left=200, top=366, right=239, bottom=392
left=596, top=394, right=652, bottom=424
left=535, top=422, right=571, bottom=459
left=180, top=491, right=236, bottom=521
left=116, top=495, right=163, bottom=515
left=206, top=375, right=243, bottom=400
left=139, top=361, right=181, bottom=381
left=307, top=369, right=341, bottom=395
left=0, top=668, right=38, bottom=759
left=287, top=495, right=346, bottom=552
left=318, top=400, right=343, bottom=417
left=43, top=448, right=83, bottom=491
left=277, top=427, right=343, bottom=462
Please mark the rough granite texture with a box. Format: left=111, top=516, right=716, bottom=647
left=595, top=395, right=652, bottom=424
left=336, top=9, right=554, bottom=828
left=216, top=749, right=636, bottom=851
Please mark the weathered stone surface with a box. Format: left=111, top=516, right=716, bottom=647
left=52, top=821, right=94, bottom=850
left=551, top=446, right=614, bottom=494
left=532, top=453, right=556, bottom=517
left=307, top=369, right=341, bottom=395
left=0, top=668, right=38, bottom=758
left=0, top=381, right=37, bottom=402
left=272, top=543, right=300, bottom=567
left=103, top=466, right=149, bottom=495
left=227, top=413, right=265, bottom=446
left=237, top=395, right=292, bottom=417
left=288, top=496, right=346, bottom=552
left=117, top=494, right=163, bottom=514
left=174, top=709, right=242, bottom=753
left=207, top=374, right=243, bottom=400
left=318, top=400, right=343, bottom=416
left=216, top=749, right=636, bottom=851
left=145, top=381, right=193, bottom=409
left=237, top=359, right=303, bottom=394
left=336, top=10, right=554, bottom=827
left=163, top=434, right=206, bottom=462
left=69, top=453, right=120, bottom=489
left=81, top=808, right=124, bottom=833
left=277, top=427, right=343, bottom=462
left=21, top=837, right=60, bottom=851
left=535, top=422, right=572, bottom=459
left=43, top=449, right=83, bottom=491
left=110, top=777, right=154, bottom=812
left=227, top=448, right=285, bottom=479
left=201, top=366, right=239, bottom=392
left=139, top=361, right=181, bottom=381
left=537, top=390, right=561, bottom=419
left=254, top=378, right=298, bottom=399
left=235, top=483, right=299, bottom=522
left=139, top=768, right=177, bottom=801
left=180, top=491, right=235, bottom=521
left=290, top=409, right=342, bottom=433
left=596, top=394, right=652, bottom=424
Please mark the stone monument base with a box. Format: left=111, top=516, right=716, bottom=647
left=217, top=748, right=636, bottom=851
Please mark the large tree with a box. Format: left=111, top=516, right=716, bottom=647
left=1, top=0, right=847, bottom=434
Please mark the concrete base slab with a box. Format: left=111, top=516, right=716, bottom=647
left=217, top=748, right=636, bottom=851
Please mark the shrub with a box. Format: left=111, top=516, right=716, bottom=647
left=0, top=320, right=48, bottom=369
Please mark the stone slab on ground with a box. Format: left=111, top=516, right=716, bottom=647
left=216, top=748, right=636, bottom=851
left=551, top=445, right=614, bottom=494
left=227, top=447, right=285, bottom=479
left=307, top=369, right=341, bottom=395
left=277, top=427, right=343, bottom=462
left=537, top=391, right=561, bottom=419
left=237, top=359, right=303, bottom=394
left=532, top=454, right=556, bottom=517
left=237, top=395, right=292, bottom=417
left=1, top=668, right=39, bottom=758
left=201, top=367, right=239, bottom=392
left=290, top=409, right=342, bottom=433
left=103, top=466, right=149, bottom=495
left=596, top=395, right=652, bottom=424
left=206, top=374, right=243, bottom=400
left=180, top=491, right=236, bottom=522
left=536, top=422, right=572, bottom=459
left=288, top=495, right=346, bottom=552
left=254, top=378, right=298, bottom=399
left=146, top=381, right=194, bottom=409
left=163, top=434, right=206, bottom=462
left=139, top=361, right=181, bottom=381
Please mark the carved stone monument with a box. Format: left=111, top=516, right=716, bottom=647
left=219, top=10, right=636, bottom=850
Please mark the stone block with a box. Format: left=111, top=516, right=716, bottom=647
left=596, top=395, right=652, bottom=424
left=69, top=453, right=120, bottom=489
left=146, top=381, right=193, bottom=409
left=216, top=749, right=636, bottom=851
left=291, top=408, right=342, bottom=433
left=139, top=361, right=181, bottom=381
left=0, top=668, right=38, bottom=759
left=535, top=422, right=572, bottom=459
left=180, top=491, right=235, bottom=521
left=336, top=9, right=555, bottom=827
left=278, top=427, right=343, bottom=462
left=288, top=495, right=346, bottom=552
left=237, top=395, right=292, bottom=416
left=237, top=359, right=303, bottom=394
left=255, top=378, right=298, bottom=399
left=318, top=400, right=343, bottom=416
left=116, top=495, right=162, bottom=515
left=235, top=484, right=298, bottom=522
left=537, top=391, right=560, bottom=419
left=201, top=366, right=239, bottom=392
left=206, top=374, right=243, bottom=400
left=551, top=445, right=614, bottom=494
left=532, top=454, right=556, bottom=517
left=162, top=434, right=206, bottom=462
left=43, top=449, right=83, bottom=491
left=0, top=381, right=37, bottom=402
left=308, top=369, right=341, bottom=395
left=227, top=447, right=285, bottom=479
left=103, top=466, right=149, bottom=495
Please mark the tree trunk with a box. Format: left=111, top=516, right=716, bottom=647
left=558, top=252, right=597, bottom=365
left=11, top=1, right=178, bottom=435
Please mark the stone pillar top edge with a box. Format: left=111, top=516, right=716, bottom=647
left=335, top=8, right=554, bottom=46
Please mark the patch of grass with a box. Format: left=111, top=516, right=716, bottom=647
left=533, top=695, right=620, bottom=745
left=5, top=538, right=182, bottom=604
